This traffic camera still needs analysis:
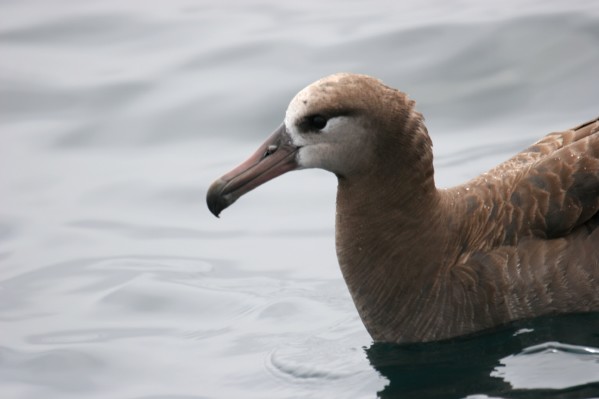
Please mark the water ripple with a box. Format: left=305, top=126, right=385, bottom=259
left=0, top=346, right=103, bottom=391
left=266, top=338, right=367, bottom=381
left=27, top=328, right=173, bottom=345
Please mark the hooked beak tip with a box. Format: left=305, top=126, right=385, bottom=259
left=205, top=123, right=298, bottom=218
left=206, top=179, right=230, bottom=217
left=209, top=207, right=221, bottom=218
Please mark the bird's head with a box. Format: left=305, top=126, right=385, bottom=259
left=206, top=73, right=423, bottom=217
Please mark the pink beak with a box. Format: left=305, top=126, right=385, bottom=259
left=206, top=124, right=300, bottom=217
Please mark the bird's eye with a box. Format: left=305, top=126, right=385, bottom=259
left=308, top=115, right=328, bottom=131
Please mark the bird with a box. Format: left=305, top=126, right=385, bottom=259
left=206, top=73, right=599, bottom=344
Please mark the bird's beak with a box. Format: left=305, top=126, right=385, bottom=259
left=206, top=124, right=299, bottom=217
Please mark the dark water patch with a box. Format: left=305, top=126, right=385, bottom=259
left=367, top=312, right=599, bottom=399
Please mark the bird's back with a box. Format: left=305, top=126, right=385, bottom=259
left=444, top=117, right=599, bottom=336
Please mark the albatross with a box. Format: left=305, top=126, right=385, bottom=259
left=206, top=73, right=599, bottom=343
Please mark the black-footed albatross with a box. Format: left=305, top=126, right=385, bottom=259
left=206, top=73, right=599, bottom=344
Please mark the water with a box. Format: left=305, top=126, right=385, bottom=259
left=1, top=1, right=599, bottom=398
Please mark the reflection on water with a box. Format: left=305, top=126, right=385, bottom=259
left=1, top=0, right=599, bottom=398
left=368, top=313, right=599, bottom=399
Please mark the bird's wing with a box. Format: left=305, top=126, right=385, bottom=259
left=456, top=117, right=599, bottom=248
left=483, top=116, right=599, bottom=179
left=509, top=119, right=599, bottom=239
left=481, top=117, right=599, bottom=241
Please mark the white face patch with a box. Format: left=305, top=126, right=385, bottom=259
left=296, top=146, right=314, bottom=169
left=284, top=85, right=313, bottom=147
left=291, top=116, right=355, bottom=170
left=284, top=81, right=352, bottom=144
left=281, top=74, right=369, bottom=173
left=285, top=120, right=305, bottom=147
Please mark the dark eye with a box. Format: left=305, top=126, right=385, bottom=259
left=308, top=115, right=328, bottom=131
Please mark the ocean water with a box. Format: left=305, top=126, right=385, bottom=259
left=1, top=1, right=599, bottom=398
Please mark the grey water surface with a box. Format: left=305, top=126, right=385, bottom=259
left=1, top=1, right=599, bottom=398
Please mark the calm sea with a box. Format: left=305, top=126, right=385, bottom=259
left=1, top=1, right=599, bottom=398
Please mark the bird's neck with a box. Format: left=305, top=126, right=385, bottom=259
left=334, top=142, right=459, bottom=342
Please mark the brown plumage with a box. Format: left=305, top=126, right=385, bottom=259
left=207, top=73, right=599, bottom=343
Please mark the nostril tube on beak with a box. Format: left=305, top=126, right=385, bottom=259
left=263, top=145, right=278, bottom=159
